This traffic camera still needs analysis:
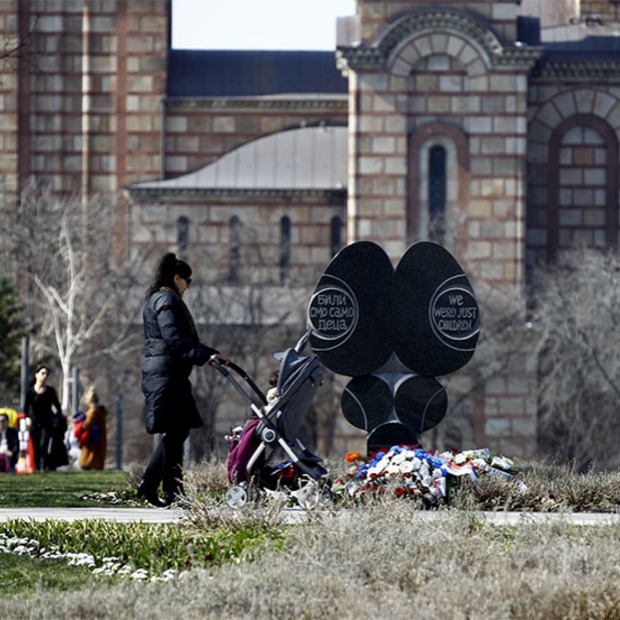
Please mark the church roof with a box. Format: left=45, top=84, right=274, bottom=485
left=167, top=50, right=348, bottom=97
left=127, top=124, right=348, bottom=196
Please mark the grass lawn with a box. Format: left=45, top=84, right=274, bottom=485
left=0, top=470, right=130, bottom=507
left=0, top=552, right=103, bottom=596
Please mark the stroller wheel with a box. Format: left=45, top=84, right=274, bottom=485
left=225, top=485, right=249, bottom=509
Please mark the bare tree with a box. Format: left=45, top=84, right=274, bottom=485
left=529, top=247, right=620, bottom=468
left=0, top=181, right=150, bottom=410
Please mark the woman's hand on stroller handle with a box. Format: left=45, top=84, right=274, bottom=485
left=209, top=353, right=229, bottom=366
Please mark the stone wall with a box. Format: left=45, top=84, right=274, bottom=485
left=338, top=0, right=542, bottom=455
left=129, top=190, right=346, bottom=286
left=163, top=97, right=347, bottom=177
left=0, top=0, right=168, bottom=199
left=0, top=1, right=20, bottom=195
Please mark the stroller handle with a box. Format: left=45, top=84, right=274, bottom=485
left=208, top=357, right=268, bottom=406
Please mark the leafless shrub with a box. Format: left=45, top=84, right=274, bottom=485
left=530, top=248, right=620, bottom=468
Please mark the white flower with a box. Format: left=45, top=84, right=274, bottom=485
left=400, top=461, right=414, bottom=473
left=386, top=464, right=400, bottom=475
left=66, top=553, right=96, bottom=567
left=103, top=556, right=121, bottom=565
left=491, top=456, right=514, bottom=471
left=130, top=569, right=150, bottom=580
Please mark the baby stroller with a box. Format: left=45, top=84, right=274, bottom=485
left=210, top=332, right=330, bottom=509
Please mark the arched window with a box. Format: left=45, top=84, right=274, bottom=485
left=177, top=216, right=189, bottom=260
left=330, top=216, right=343, bottom=257
left=228, top=215, right=241, bottom=283
left=408, top=123, right=469, bottom=250
left=547, top=115, right=619, bottom=262
left=280, top=216, right=291, bottom=284
left=428, top=145, right=447, bottom=244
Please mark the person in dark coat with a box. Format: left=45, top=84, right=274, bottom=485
left=138, top=252, right=226, bottom=507
left=24, top=364, right=64, bottom=471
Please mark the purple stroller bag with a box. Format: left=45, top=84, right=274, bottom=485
left=227, top=418, right=261, bottom=483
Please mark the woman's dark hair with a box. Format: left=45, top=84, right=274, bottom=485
left=30, top=364, right=50, bottom=386
left=146, top=253, right=193, bottom=298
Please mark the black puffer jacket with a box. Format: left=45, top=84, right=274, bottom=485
left=141, top=287, right=218, bottom=434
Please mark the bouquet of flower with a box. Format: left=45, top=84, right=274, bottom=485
left=333, top=445, right=521, bottom=505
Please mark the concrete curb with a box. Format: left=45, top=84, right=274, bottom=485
left=0, top=507, right=617, bottom=526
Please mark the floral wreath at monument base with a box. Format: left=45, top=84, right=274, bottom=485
left=332, top=445, right=524, bottom=505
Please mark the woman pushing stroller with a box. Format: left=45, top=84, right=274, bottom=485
left=138, top=253, right=228, bottom=507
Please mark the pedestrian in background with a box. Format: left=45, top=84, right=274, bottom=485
left=78, top=385, right=107, bottom=470
left=138, top=253, right=227, bottom=506
left=24, top=365, right=63, bottom=471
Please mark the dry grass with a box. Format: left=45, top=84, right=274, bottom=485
left=1, top=500, right=620, bottom=619
left=2, top=461, right=620, bottom=618
left=449, top=461, right=620, bottom=513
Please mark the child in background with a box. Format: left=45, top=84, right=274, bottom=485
left=78, top=386, right=107, bottom=470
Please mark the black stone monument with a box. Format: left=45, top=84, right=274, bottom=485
left=308, top=241, right=480, bottom=454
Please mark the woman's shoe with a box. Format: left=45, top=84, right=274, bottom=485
left=163, top=492, right=185, bottom=507
left=137, top=480, right=166, bottom=507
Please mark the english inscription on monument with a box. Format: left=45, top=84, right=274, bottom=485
left=430, top=283, right=479, bottom=344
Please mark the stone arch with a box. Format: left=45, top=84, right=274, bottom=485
left=375, top=8, right=503, bottom=64
left=527, top=88, right=620, bottom=264
left=389, top=30, right=490, bottom=79
left=336, top=7, right=538, bottom=78
left=528, top=88, right=620, bottom=160
left=408, top=121, right=470, bottom=247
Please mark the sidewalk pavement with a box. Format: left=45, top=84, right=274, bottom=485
left=0, top=507, right=185, bottom=522
left=0, top=507, right=618, bottom=525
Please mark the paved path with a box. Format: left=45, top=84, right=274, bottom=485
left=0, top=507, right=185, bottom=523
left=0, top=507, right=618, bottom=526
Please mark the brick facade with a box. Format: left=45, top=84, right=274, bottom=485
left=0, top=0, right=168, bottom=253
left=163, top=98, right=347, bottom=177
left=1, top=0, right=620, bottom=457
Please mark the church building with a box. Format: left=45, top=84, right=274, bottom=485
left=2, top=0, right=620, bottom=456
